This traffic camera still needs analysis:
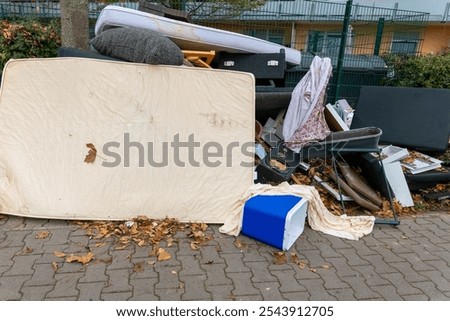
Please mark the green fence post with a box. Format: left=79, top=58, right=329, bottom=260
left=374, top=17, right=385, bottom=56
left=312, top=30, right=319, bottom=53
left=334, top=0, right=353, bottom=102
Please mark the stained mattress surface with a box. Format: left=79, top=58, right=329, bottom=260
left=0, top=58, right=255, bottom=222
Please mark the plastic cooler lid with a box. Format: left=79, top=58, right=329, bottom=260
left=245, top=195, right=302, bottom=217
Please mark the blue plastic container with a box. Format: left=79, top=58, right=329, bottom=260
left=241, top=195, right=308, bottom=250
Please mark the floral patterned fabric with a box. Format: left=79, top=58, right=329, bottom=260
left=284, top=67, right=332, bottom=150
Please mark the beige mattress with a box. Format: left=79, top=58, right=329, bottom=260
left=0, top=58, right=255, bottom=222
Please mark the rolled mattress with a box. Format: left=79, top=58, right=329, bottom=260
left=95, top=5, right=301, bottom=65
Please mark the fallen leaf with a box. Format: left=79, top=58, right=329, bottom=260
left=115, top=243, right=129, bottom=250
left=53, top=251, right=66, bottom=258
left=84, top=143, right=97, bottom=164
left=133, top=262, right=145, bottom=273
left=270, top=159, right=287, bottom=171
left=51, top=261, right=58, bottom=272
left=435, top=184, right=446, bottom=192
left=166, top=237, right=174, bottom=247
left=22, top=247, right=33, bottom=254
left=95, top=242, right=106, bottom=248
left=401, top=235, right=408, bottom=240
left=273, top=251, right=287, bottom=265
left=188, top=222, right=213, bottom=248
left=129, top=224, right=139, bottom=235
left=233, top=239, right=246, bottom=249
left=322, top=264, right=330, bottom=270
left=290, top=253, right=298, bottom=263
left=157, top=248, right=171, bottom=261
left=297, top=261, right=306, bottom=269
left=171, top=270, right=178, bottom=275
left=66, top=252, right=94, bottom=265
left=190, top=242, right=200, bottom=251
left=191, top=222, right=208, bottom=231
left=149, top=246, right=159, bottom=257
left=179, top=282, right=185, bottom=289
left=147, top=260, right=156, bottom=265
left=191, top=230, right=205, bottom=238
left=310, top=268, right=317, bottom=273
left=35, top=231, right=49, bottom=239
left=205, top=260, right=214, bottom=265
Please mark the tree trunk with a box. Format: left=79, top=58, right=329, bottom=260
left=60, top=0, right=89, bottom=50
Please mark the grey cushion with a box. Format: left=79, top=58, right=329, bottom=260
left=90, top=27, right=183, bottom=66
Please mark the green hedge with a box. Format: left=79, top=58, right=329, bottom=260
left=383, top=51, right=450, bottom=89
left=0, top=19, right=61, bottom=73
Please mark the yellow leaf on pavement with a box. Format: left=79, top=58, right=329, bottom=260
left=53, top=251, right=66, bottom=258
left=35, top=231, right=49, bottom=239
left=66, top=252, right=94, bottom=265
left=157, top=248, right=171, bottom=261
left=273, top=251, right=287, bottom=265
left=51, top=261, right=58, bottom=272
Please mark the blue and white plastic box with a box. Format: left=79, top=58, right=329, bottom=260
left=241, top=195, right=308, bottom=250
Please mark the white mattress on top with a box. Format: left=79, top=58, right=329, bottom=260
left=95, top=5, right=301, bottom=65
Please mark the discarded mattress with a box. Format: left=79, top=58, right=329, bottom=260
left=351, top=86, right=450, bottom=152
left=95, top=5, right=302, bottom=65
left=0, top=58, right=255, bottom=222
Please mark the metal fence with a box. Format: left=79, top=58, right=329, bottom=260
left=187, top=0, right=429, bottom=104
left=0, top=0, right=429, bottom=104
left=0, top=1, right=138, bottom=18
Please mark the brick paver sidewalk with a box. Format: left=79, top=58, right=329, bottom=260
left=0, top=212, right=449, bottom=300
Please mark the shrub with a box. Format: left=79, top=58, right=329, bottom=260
left=0, top=19, right=61, bottom=73
left=382, top=50, right=450, bottom=89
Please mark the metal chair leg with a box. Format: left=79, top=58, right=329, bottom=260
left=332, top=152, right=347, bottom=215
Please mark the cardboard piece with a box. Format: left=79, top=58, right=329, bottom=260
left=384, top=162, right=414, bottom=207
left=379, top=145, right=409, bottom=165
left=325, top=103, right=349, bottom=131
left=401, top=152, right=442, bottom=174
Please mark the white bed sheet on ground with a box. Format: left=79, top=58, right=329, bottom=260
left=220, top=182, right=376, bottom=240
left=0, top=58, right=255, bottom=223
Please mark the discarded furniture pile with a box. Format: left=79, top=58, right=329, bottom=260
left=0, top=2, right=448, bottom=252
left=255, top=85, right=450, bottom=228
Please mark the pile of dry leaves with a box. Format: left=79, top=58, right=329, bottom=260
left=77, top=216, right=213, bottom=252
left=35, top=217, right=214, bottom=270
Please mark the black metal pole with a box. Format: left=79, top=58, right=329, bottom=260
left=334, top=0, right=353, bottom=102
